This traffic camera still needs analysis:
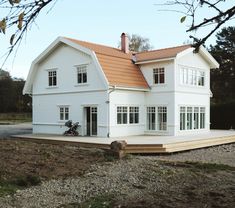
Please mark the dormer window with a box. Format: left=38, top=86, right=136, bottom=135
left=153, top=68, right=165, bottom=84
left=48, top=70, right=57, bottom=86
left=77, top=65, right=87, bottom=84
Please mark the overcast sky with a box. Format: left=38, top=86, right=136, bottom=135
left=0, top=0, right=234, bottom=79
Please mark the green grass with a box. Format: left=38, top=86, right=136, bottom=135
left=161, top=160, right=235, bottom=173
left=0, top=175, right=41, bottom=197
left=0, top=113, right=32, bottom=124
left=184, top=161, right=235, bottom=172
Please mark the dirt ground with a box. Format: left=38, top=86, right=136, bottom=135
left=0, top=138, right=234, bottom=208
left=0, top=138, right=106, bottom=181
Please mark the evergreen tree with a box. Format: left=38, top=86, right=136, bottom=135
left=210, top=27, right=235, bottom=104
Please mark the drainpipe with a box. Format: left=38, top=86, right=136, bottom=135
left=107, top=85, right=116, bottom=137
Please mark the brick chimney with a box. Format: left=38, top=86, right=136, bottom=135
left=121, top=33, right=129, bottom=53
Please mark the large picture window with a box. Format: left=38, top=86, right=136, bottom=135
left=153, top=68, right=165, bottom=84
left=180, top=66, right=205, bottom=87
left=180, top=106, right=206, bottom=131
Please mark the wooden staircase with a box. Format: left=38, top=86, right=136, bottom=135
left=124, top=135, right=235, bottom=154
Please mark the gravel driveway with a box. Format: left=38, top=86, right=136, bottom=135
left=0, top=123, right=32, bottom=137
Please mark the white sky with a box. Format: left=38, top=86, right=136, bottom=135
left=0, top=0, right=234, bottom=79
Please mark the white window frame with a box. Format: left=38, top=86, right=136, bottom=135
left=48, top=69, right=57, bottom=87
left=179, top=106, right=206, bottom=131
left=180, top=66, right=205, bottom=87
left=146, top=106, right=167, bottom=131
left=153, top=68, right=165, bottom=84
left=59, top=106, right=69, bottom=121
left=117, top=106, right=140, bottom=125
left=147, top=107, right=156, bottom=130
left=157, top=106, right=167, bottom=131
left=129, top=107, right=139, bottom=124
left=117, top=106, right=128, bottom=124
left=77, top=65, right=88, bottom=84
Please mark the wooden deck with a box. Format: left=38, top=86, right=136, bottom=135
left=12, top=130, right=235, bottom=155
left=124, top=135, right=235, bottom=154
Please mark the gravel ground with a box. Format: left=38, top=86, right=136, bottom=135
left=0, top=123, right=32, bottom=137
left=0, top=143, right=234, bottom=208
left=155, top=143, right=235, bottom=167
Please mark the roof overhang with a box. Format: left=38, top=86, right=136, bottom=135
left=135, top=57, right=175, bottom=65
left=109, top=85, right=150, bottom=92
left=23, top=37, right=109, bottom=94
left=176, top=46, right=219, bottom=69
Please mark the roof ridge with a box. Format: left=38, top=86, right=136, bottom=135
left=65, top=37, right=122, bottom=52
left=136, top=44, right=191, bottom=55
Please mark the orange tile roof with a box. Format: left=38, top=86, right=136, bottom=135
left=135, top=45, right=191, bottom=62
left=66, top=37, right=149, bottom=89
left=66, top=37, right=191, bottom=89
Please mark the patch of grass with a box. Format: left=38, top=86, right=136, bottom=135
left=0, top=113, right=32, bottom=124
left=60, top=194, right=115, bottom=208
left=160, top=160, right=235, bottom=173
left=185, top=161, right=235, bottom=172
left=0, top=175, right=41, bottom=197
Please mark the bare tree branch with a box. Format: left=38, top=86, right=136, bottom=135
left=0, top=0, right=55, bottom=67
left=157, top=0, right=235, bottom=50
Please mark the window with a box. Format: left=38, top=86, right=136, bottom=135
left=180, top=67, right=205, bottom=87
left=77, top=65, right=87, bottom=84
left=198, top=71, right=205, bottom=86
left=180, top=107, right=186, bottom=130
left=60, top=107, right=69, bottom=121
left=147, top=107, right=156, bottom=130
left=179, top=106, right=206, bottom=131
left=187, top=107, right=193, bottom=130
left=129, top=107, right=139, bottom=124
left=194, top=107, right=199, bottom=129
left=117, top=106, right=128, bottom=124
left=200, top=107, right=205, bottom=129
left=147, top=106, right=167, bottom=131
left=48, top=70, right=57, bottom=86
left=157, top=106, right=167, bottom=131
left=153, top=68, right=165, bottom=84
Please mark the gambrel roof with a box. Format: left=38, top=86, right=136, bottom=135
left=23, top=36, right=219, bottom=94
left=66, top=38, right=149, bottom=89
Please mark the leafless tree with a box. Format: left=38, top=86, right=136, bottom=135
left=157, top=0, right=235, bottom=50
left=0, top=0, right=54, bottom=65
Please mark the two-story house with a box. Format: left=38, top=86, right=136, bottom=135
left=23, top=33, right=219, bottom=137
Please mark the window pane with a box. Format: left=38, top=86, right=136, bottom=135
left=53, top=76, right=57, bottom=86
left=154, top=74, right=159, bottom=84
left=160, top=73, right=164, bottom=83
left=117, top=113, right=122, bottom=124
left=123, top=113, right=127, bottom=124
left=83, top=73, right=87, bottom=83
left=129, top=113, right=134, bottom=124
left=187, top=107, right=193, bottom=130
left=78, top=74, right=82, bottom=83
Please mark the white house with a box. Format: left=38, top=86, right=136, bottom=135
left=23, top=33, right=219, bottom=137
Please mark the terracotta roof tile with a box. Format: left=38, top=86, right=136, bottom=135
left=135, top=45, right=191, bottom=62
left=65, top=37, right=191, bottom=89
left=66, top=38, right=149, bottom=89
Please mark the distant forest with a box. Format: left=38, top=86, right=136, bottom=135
left=0, top=70, right=31, bottom=113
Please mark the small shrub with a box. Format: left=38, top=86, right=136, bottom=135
left=13, top=175, right=41, bottom=187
